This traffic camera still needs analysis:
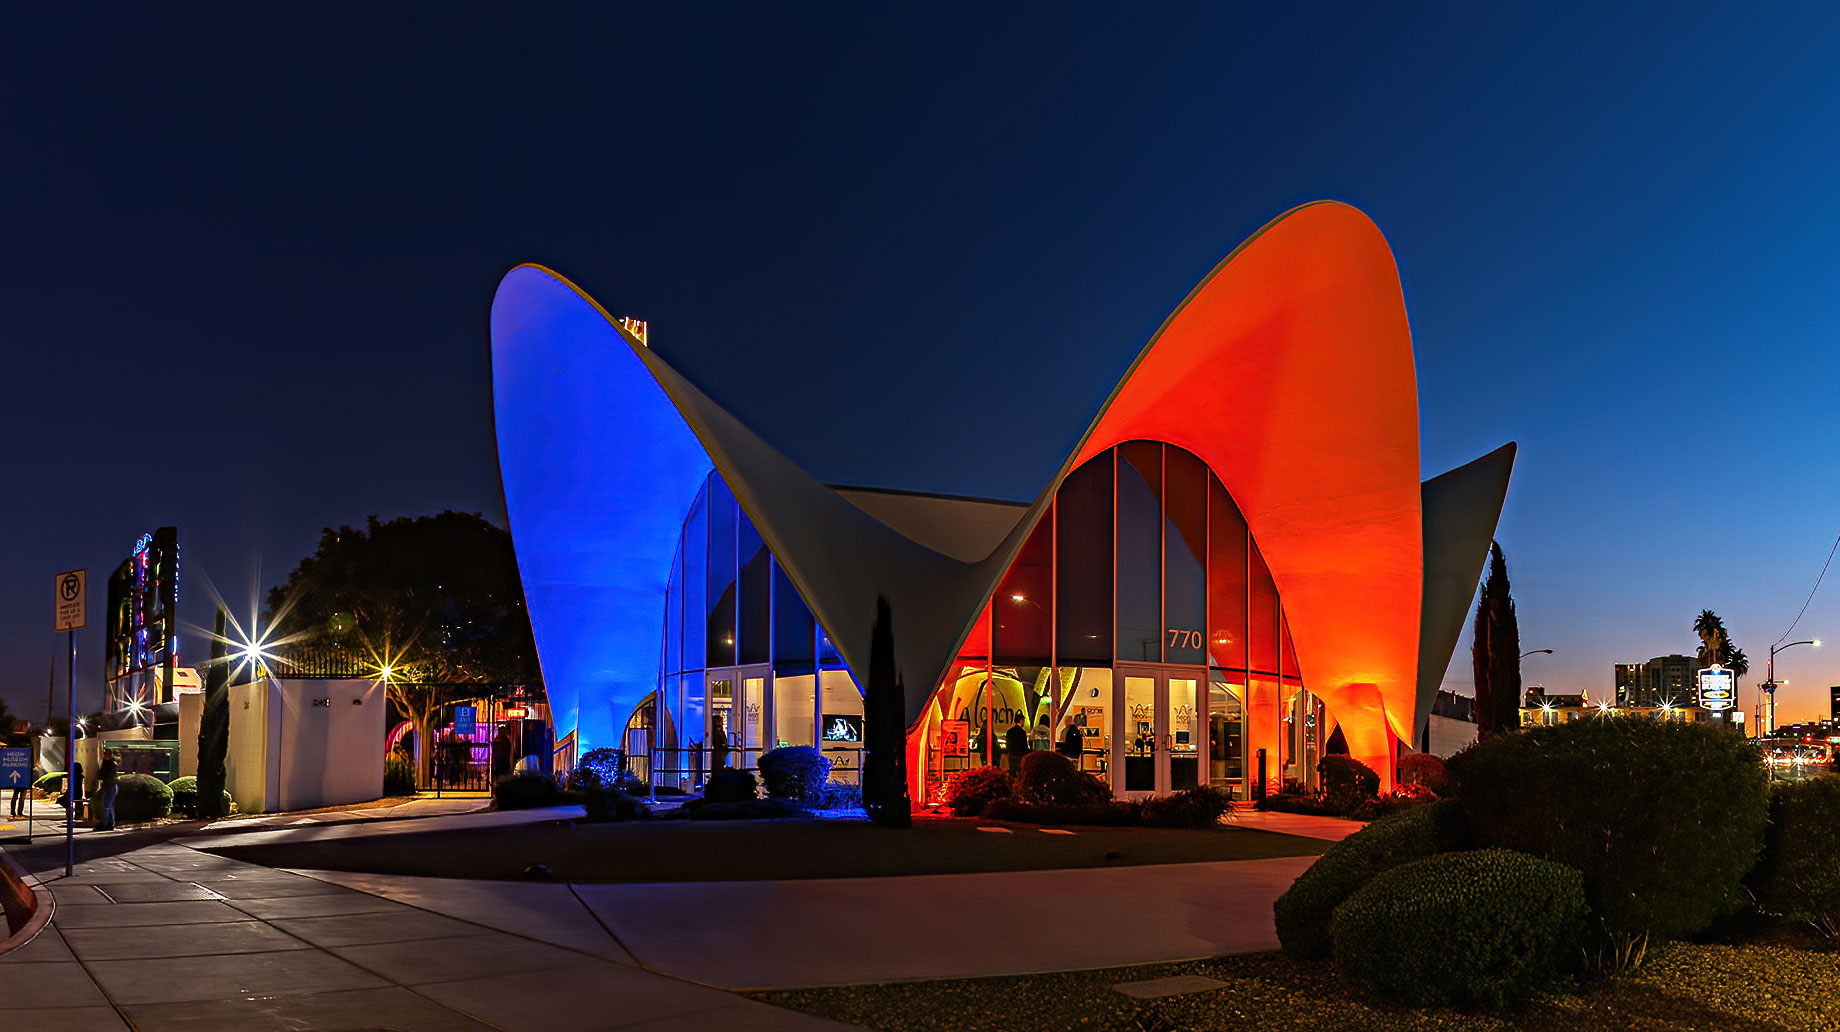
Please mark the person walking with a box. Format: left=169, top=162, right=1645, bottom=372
left=8, top=761, right=28, bottom=818
left=95, top=751, right=119, bottom=831
left=1005, top=721, right=1029, bottom=772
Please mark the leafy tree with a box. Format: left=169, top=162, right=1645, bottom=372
left=196, top=607, right=231, bottom=818
left=266, top=512, right=541, bottom=782
left=1471, top=542, right=1523, bottom=738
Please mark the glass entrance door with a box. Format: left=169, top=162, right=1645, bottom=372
left=1115, top=666, right=1206, bottom=797
left=706, top=665, right=770, bottom=770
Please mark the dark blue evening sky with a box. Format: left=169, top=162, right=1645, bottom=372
left=6, top=5, right=1840, bottom=720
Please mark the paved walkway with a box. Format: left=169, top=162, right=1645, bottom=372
left=1, top=831, right=860, bottom=1031
left=3, top=802, right=1354, bottom=1026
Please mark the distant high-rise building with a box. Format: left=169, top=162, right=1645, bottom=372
left=1614, top=664, right=1646, bottom=707
left=1611, top=655, right=1698, bottom=708
left=1830, top=685, right=1840, bottom=723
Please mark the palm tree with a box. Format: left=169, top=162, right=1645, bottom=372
left=1693, top=610, right=1730, bottom=670
left=1726, top=646, right=1749, bottom=689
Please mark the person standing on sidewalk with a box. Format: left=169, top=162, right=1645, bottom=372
left=95, top=750, right=120, bottom=831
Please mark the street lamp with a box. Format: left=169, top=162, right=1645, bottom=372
left=1764, top=639, right=1820, bottom=735
left=1520, top=649, right=1554, bottom=659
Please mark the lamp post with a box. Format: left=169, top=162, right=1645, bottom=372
left=1764, top=639, right=1819, bottom=736
left=1520, top=649, right=1554, bottom=659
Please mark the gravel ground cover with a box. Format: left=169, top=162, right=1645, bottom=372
left=753, top=931, right=1840, bottom=1032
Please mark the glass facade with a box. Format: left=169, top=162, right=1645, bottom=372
left=653, top=470, right=862, bottom=789
left=914, top=441, right=1306, bottom=804
left=649, top=442, right=1306, bottom=805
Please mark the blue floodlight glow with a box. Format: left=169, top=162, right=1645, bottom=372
left=490, top=266, right=715, bottom=753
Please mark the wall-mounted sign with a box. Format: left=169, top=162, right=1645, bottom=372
left=939, top=719, right=970, bottom=757
left=1698, top=666, right=1735, bottom=711
left=505, top=707, right=529, bottom=719
left=453, top=705, right=478, bottom=736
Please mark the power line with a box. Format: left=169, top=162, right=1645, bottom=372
left=1775, top=532, right=1840, bottom=649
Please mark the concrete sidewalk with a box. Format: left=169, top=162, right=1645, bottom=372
left=1, top=833, right=860, bottom=1031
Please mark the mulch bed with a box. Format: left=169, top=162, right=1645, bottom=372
left=199, top=813, right=1328, bottom=882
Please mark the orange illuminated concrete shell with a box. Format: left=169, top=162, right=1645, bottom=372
left=1058, top=202, right=1431, bottom=784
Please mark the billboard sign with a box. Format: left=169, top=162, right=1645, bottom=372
left=1698, top=666, right=1735, bottom=711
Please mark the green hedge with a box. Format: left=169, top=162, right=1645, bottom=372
left=114, top=774, right=173, bottom=824
left=1015, top=751, right=1111, bottom=806
left=1748, top=776, right=1840, bottom=937
left=165, top=775, right=233, bottom=818
left=1331, top=848, right=1587, bottom=1008
left=1137, top=786, right=1234, bottom=829
left=942, top=766, right=1013, bottom=817
left=1450, top=715, right=1767, bottom=942
left=1274, top=798, right=1469, bottom=959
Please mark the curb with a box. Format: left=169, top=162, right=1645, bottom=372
left=0, top=847, right=54, bottom=957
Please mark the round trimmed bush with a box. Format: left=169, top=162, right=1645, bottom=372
left=1748, top=776, right=1840, bottom=937
left=33, top=771, right=64, bottom=796
left=758, top=746, right=831, bottom=801
left=702, top=766, right=759, bottom=803
left=1449, top=715, right=1767, bottom=943
left=1015, top=751, right=1110, bottom=806
left=114, top=773, right=173, bottom=824
left=1318, top=755, right=1380, bottom=810
left=165, top=775, right=233, bottom=818
left=1331, top=848, right=1587, bottom=1008
left=1396, top=753, right=1449, bottom=795
left=1275, top=798, right=1470, bottom=959
left=943, top=765, right=1013, bottom=817
left=1137, top=786, right=1234, bottom=829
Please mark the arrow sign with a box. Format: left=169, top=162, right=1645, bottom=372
left=0, top=748, right=29, bottom=786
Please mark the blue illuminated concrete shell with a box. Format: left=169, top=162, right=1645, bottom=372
left=491, top=266, right=1041, bottom=753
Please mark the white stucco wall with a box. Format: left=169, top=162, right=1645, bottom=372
left=275, top=679, right=384, bottom=812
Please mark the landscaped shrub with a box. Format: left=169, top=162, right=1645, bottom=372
left=33, top=771, right=64, bottom=796
left=980, top=798, right=1140, bottom=826
left=758, top=746, right=832, bottom=801
left=943, top=766, right=1014, bottom=817
left=166, top=775, right=234, bottom=818
left=581, top=787, right=651, bottom=822
left=810, top=781, right=863, bottom=810
left=681, top=796, right=807, bottom=820
left=114, top=774, right=173, bottom=824
left=1449, top=715, right=1767, bottom=947
left=1331, top=848, right=1587, bottom=1008
left=1015, top=751, right=1111, bottom=806
left=1255, top=791, right=1340, bottom=816
left=1396, top=753, right=1449, bottom=795
left=569, top=747, right=645, bottom=794
left=1137, top=786, right=1234, bottom=829
left=1274, top=798, right=1470, bottom=959
left=492, top=772, right=577, bottom=810
left=383, top=755, right=417, bottom=796
left=1318, top=755, right=1380, bottom=809
left=1748, top=776, right=1840, bottom=937
left=702, top=766, right=759, bottom=803
left=1348, top=790, right=1436, bottom=822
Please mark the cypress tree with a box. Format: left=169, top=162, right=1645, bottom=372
left=1471, top=542, right=1523, bottom=738
left=196, top=607, right=231, bottom=818
left=861, top=596, right=912, bottom=828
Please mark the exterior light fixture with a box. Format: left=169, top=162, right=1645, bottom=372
left=1010, top=593, right=1026, bottom=603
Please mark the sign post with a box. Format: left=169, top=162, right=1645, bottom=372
left=55, top=569, right=85, bottom=877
